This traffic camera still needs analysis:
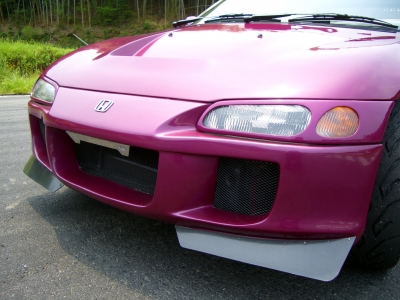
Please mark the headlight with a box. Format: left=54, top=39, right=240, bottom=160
left=203, top=105, right=311, bottom=136
left=31, top=79, right=56, bottom=103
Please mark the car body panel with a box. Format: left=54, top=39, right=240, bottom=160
left=28, top=90, right=384, bottom=240
left=45, top=87, right=393, bottom=146
left=44, top=23, right=400, bottom=101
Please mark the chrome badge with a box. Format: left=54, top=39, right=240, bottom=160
left=95, top=100, right=114, bottom=112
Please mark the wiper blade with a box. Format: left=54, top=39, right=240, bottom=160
left=173, top=13, right=254, bottom=27
left=213, top=13, right=254, bottom=19
left=173, top=17, right=202, bottom=28
left=288, top=14, right=398, bottom=29
left=244, top=14, right=296, bottom=23
left=204, top=13, right=254, bottom=23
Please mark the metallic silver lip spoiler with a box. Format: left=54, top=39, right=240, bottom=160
left=176, top=226, right=355, bottom=281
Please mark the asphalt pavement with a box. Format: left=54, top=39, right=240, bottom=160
left=1, top=95, right=399, bottom=299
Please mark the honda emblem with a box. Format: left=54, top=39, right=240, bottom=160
left=95, top=100, right=114, bottom=112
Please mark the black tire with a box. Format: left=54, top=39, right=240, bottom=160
left=349, top=100, right=400, bottom=269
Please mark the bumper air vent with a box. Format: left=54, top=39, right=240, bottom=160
left=75, top=141, right=159, bottom=194
left=213, top=158, right=279, bottom=216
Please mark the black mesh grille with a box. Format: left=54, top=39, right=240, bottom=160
left=213, top=158, right=279, bottom=216
left=39, top=119, right=46, bottom=144
left=75, top=142, right=159, bottom=195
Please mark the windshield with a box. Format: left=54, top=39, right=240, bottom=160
left=198, top=0, right=400, bottom=27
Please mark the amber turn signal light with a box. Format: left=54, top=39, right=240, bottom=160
left=316, top=107, right=359, bottom=138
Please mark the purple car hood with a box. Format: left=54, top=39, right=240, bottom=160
left=45, top=23, right=400, bottom=102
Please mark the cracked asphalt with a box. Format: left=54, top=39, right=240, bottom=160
left=1, top=95, right=400, bottom=299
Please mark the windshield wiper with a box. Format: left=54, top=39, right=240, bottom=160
left=244, top=14, right=297, bottom=23
left=174, top=13, right=398, bottom=30
left=204, top=13, right=254, bottom=23
left=173, top=17, right=203, bottom=28
left=288, top=14, right=398, bottom=29
left=173, top=13, right=254, bottom=27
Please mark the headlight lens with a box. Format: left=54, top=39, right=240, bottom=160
left=203, top=105, right=311, bottom=136
left=31, top=79, right=56, bottom=103
left=316, top=107, right=359, bottom=138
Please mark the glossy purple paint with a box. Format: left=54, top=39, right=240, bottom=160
left=27, top=22, right=400, bottom=242
left=29, top=87, right=383, bottom=241
left=43, top=23, right=400, bottom=101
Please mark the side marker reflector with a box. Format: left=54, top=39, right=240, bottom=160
left=317, top=107, right=359, bottom=138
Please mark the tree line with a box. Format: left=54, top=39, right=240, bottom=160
left=0, top=0, right=218, bottom=28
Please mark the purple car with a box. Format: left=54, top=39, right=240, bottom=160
left=24, top=0, right=400, bottom=281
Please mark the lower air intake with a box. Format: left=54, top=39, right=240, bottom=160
left=75, top=142, right=159, bottom=194
left=39, top=119, right=46, bottom=144
left=213, top=158, right=279, bottom=216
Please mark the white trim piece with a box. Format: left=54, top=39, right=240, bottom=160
left=176, top=226, right=355, bottom=281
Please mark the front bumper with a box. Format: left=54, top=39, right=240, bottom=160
left=25, top=87, right=393, bottom=280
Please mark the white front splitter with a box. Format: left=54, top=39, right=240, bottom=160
left=176, top=226, right=355, bottom=281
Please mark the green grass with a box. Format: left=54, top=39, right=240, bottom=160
left=0, top=71, right=39, bottom=95
left=0, top=39, right=75, bottom=94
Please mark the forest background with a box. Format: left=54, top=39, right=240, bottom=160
left=0, top=0, right=216, bottom=94
left=0, top=0, right=217, bottom=47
